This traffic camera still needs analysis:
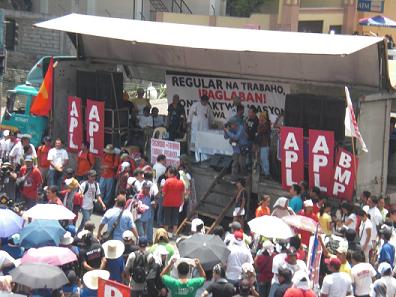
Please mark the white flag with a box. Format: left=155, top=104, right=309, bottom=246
left=344, top=86, right=368, bottom=152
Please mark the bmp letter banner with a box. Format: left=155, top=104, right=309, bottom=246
left=280, top=127, right=304, bottom=190
left=332, top=147, right=357, bottom=201
left=86, top=99, right=104, bottom=156
left=67, top=96, right=82, bottom=152
left=165, top=72, right=289, bottom=124
left=308, top=130, right=334, bottom=196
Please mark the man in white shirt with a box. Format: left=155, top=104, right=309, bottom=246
left=225, top=231, right=253, bottom=286
left=78, top=170, right=106, bottom=232
left=351, top=250, right=377, bottom=297
left=153, top=154, right=167, bottom=184
left=372, top=262, right=396, bottom=297
left=47, top=138, right=69, bottom=188
left=9, top=134, right=36, bottom=166
left=0, top=130, right=9, bottom=161
left=367, top=196, right=384, bottom=242
left=360, top=206, right=373, bottom=262
left=321, top=257, right=352, bottom=297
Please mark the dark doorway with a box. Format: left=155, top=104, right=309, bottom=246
left=298, top=20, right=324, bottom=33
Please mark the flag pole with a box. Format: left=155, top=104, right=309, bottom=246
left=351, top=136, right=358, bottom=196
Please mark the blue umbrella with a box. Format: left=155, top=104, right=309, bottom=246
left=20, top=220, right=66, bottom=249
left=359, top=15, right=396, bottom=28
left=0, top=206, right=24, bottom=238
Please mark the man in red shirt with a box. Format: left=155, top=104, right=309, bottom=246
left=37, top=136, right=51, bottom=185
left=99, top=144, right=119, bottom=207
left=18, top=155, right=43, bottom=210
left=162, top=167, right=185, bottom=238
left=46, top=185, right=63, bottom=205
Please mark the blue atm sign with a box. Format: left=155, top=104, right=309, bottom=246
left=357, top=0, right=384, bottom=12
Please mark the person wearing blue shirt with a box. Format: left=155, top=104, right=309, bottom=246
left=102, top=240, right=125, bottom=283
left=97, top=195, right=138, bottom=242
left=224, top=115, right=249, bottom=179
left=378, top=225, right=395, bottom=267
left=289, top=184, right=303, bottom=213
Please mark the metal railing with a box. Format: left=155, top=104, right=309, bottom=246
left=171, top=0, right=192, bottom=14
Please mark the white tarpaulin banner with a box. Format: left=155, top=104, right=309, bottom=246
left=166, top=72, right=290, bottom=124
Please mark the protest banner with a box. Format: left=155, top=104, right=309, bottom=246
left=98, top=278, right=130, bottom=297
left=308, top=130, right=335, bottom=196
left=151, top=138, right=180, bottom=167
left=280, top=127, right=304, bottom=189
left=67, top=96, right=82, bottom=152
left=165, top=72, right=289, bottom=124
left=332, top=147, right=357, bottom=201
left=86, top=99, right=104, bottom=156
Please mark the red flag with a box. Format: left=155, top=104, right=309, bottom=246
left=30, top=57, right=54, bottom=116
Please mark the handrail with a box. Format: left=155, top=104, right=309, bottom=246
left=172, top=0, right=192, bottom=14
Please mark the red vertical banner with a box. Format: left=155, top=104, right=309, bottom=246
left=332, top=147, right=358, bottom=201
left=86, top=99, right=104, bottom=156
left=67, top=96, right=83, bottom=152
left=308, top=130, right=335, bottom=196
left=280, top=127, right=304, bottom=189
left=97, top=278, right=130, bottom=297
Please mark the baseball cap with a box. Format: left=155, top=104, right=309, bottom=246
left=362, top=205, right=369, bottom=215
left=191, top=218, right=204, bottom=232
left=142, top=181, right=152, bottom=189
left=325, top=257, right=341, bottom=269
left=234, top=230, right=243, bottom=241
left=303, top=199, right=313, bottom=208
left=378, top=262, right=392, bottom=275
left=336, top=246, right=348, bottom=254
left=122, top=230, right=134, bottom=241
left=88, top=169, right=97, bottom=177
left=379, top=224, right=392, bottom=236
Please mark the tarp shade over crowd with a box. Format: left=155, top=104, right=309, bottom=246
left=35, top=13, right=389, bottom=89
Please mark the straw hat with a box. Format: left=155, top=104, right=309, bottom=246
left=83, top=270, right=110, bottom=290
left=65, top=178, right=80, bottom=190
left=60, top=231, right=74, bottom=246
left=102, top=240, right=125, bottom=259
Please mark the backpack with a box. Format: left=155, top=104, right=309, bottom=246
left=131, top=251, right=148, bottom=284
left=83, top=182, right=98, bottom=196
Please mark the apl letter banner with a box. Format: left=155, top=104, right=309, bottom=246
left=98, top=278, right=130, bottom=297
left=67, top=96, right=82, bottom=152
left=332, top=148, right=358, bottom=201
left=280, top=127, right=304, bottom=189
left=308, top=130, right=334, bottom=196
left=86, top=99, right=104, bottom=156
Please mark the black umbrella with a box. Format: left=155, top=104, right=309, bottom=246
left=9, top=263, right=68, bottom=289
left=177, top=234, right=230, bottom=270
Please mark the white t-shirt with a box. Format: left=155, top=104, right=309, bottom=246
left=345, top=213, right=357, bottom=231
left=371, top=276, right=396, bottom=297
left=359, top=218, right=373, bottom=248
left=9, top=142, right=37, bottom=164
left=47, top=148, right=69, bottom=169
left=127, top=178, right=145, bottom=193
left=80, top=181, right=101, bottom=210
left=368, top=206, right=383, bottom=240
left=351, top=262, right=377, bottom=296
left=321, top=272, right=352, bottom=297
left=153, top=162, right=166, bottom=183
left=225, top=241, right=253, bottom=281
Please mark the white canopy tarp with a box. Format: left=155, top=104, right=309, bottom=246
left=35, top=13, right=388, bottom=88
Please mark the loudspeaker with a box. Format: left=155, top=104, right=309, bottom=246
left=209, top=154, right=233, bottom=171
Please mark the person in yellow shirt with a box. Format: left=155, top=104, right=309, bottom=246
left=319, top=235, right=352, bottom=276
left=317, top=203, right=332, bottom=236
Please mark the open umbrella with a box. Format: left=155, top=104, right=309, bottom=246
left=282, top=215, right=319, bottom=233
left=21, top=246, right=77, bottom=266
left=248, top=215, right=294, bottom=239
left=9, top=263, right=68, bottom=289
left=23, top=204, right=76, bottom=220
left=20, top=220, right=66, bottom=249
left=0, top=206, right=24, bottom=237
left=177, top=234, right=230, bottom=270
left=359, top=15, right=396, bottom=28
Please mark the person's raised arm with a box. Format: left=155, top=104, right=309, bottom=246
left=195, top=258, right=206, bottom=278
left=160, top=257, right=176, bottom=277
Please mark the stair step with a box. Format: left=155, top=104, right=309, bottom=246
left=196, top=211, right=218, bottom=220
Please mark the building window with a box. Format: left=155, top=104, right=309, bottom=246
left=329, top=25, right=342, bottom=34
left=298, top=21, right=324, bottom=33
left=5, top=18, right=17, bottom=51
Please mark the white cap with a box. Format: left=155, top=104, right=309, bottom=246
left=2, top=130, right=9, bottom=137
left=121, top=162, right=130, bottom=171
left=191, top=218, right=204, bottom=233
left=292, top=270, right=311, bottom=290
left=122, top=230, right=134, bottom=241
left=303, top=199, right=313, bottom=208
left=378, top=262, right=392, bottom=275
left=362, top=205, right=370, bottom=214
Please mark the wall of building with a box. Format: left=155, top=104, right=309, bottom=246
left=299, top=9, right=343, bottom=33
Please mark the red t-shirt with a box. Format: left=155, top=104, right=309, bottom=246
left=19, top=166, right=43, bottom=200
left=284, top=288, right=316, bottom=297
left=255, top=254, right=274, bottom=282
left=256, top=206, right=270, bottom=217
left=101, top=154, right=119, bottom=178
left=49, top=197, right=63, bottom=205
left=37, top=145, right=51, bottom=168
left=162, top=176, right=185, bottom=207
